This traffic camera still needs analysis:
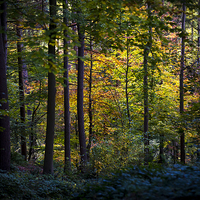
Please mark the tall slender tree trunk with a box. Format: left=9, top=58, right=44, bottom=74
left=1, top=1, right=6, bottom=64
left=196, top=0, right=200, bottom=161
left=144, top=47, right=149, bottom=165
left=126, top=35, right=131, bottom=127
left=87, top=35, right=93, bottom=160
left=28, top=105, right=38, bottom=161
left=0, top=1, right=10, bottom=171
left=198, top=0, right=200, bottom=64
left=16, top=21, right=27, bottom=160
left=180, top=1, right=186, bottom=164
left=63, top=0, right=71, bottom=172
left=43, top=0, right=56, bottom=174
left=77, top=22, right=87, bottom=168
left=191, top=20, right=193, bottom=42
left=144, top=3, right=152, bottom=165
left=159, top=0, right=165, bottom=164
left=159, top=134, right=164, bottom=163
left=172, top=140, right=178, bottom=164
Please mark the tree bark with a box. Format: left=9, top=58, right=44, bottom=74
left=43, top=0, right=56, bottom=175
left=158, top=134, right=164, bottom=163
left=28, top=103, right=39, bottom=161
left=77, top=22, right=87, bottom=168
left=0, top=1, right=10, bottom=171
left=180, top=1, right=186, bottom=164
left=191, top=20, right=193, bottom=42
left=16, top=21, right=27, bottom=160
left=126, top=34, right=131, bottom=127
left=87, top=35, right=93, bottom=161
left=144, top=3, right=152, bottom=165
left=63, top=0, right=71, bottom=172
left=144, top=47, right=149, bottom=165
left=198, top=0, right=200, bottom=64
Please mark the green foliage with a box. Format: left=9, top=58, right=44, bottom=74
left=73, top=164, right=200, bottom=200
left=0, top=171, right=76, bottom=200
left=3, top=0, right=200, bottom=191
left=1, top=164, right=200, bottom=200
left=11, top=151, right=27, bottom=166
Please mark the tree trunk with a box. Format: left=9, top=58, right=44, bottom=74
left=191, top=20, right=193, bottom=42
left=180, top=1, right=186, bottom=164
left=126, top=35, right=131, bottom=127
left=87, top=35, right=93, bottom=161
left=172, top=140, right=178, bottom=164
left=144, top=3, right=152, bottom=165
left=159, top=134, right=164, bottom=163
left=144, top=47, right=149, bottom=165
left=28, top=103, right=39, bottom=161
left=28, top=108, right=36, bottom=161
left=0, top=1, right=10, bottom=171
left=1, top=0, right=6, bottom=64
left=198, top=0, right=200, bottom=64
left=63, top=0, right=71, bottom=172
left=43, top=0, right=56, bottom=175
left=77, top=22, right=87, bottom=168
left=16, top=21, right=27, bottom=160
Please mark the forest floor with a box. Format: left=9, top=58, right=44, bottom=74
left=1, top=154, right=200, bottom=200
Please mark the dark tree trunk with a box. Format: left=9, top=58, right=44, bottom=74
left=180, top=1, right=186, bottom=164
left=87, top=36, right=93, bottom=161
left=77, top=22, right=87, bottom=167
left=144, top=3, right=152, bottom=165
left=172, top=140, right=178, bottom=164
left=191, top=20, right=193, bottom=42
left=159, top=134, right=164, bottom=163
left=21, top=51, right=31, bottom=161
left=126, top=35, right=131, bottom=127
left=0, top=1, right=10, bottom=171
left=197, top=1, right=200, bottom=161
left=28, top=108, right=36, bottom=161
left=1, top=0, right=6, bottom=64
left=43, top=0, right=56, bottom=175
left=143, top=47, right=149, bottom=165
left=16, top=21, right=27, bottom=160
left=63, top=0, right=71, bottom=172
left=24, top=68, right=32, bottom=161
left=198, top=0, right=200, bottom=64
left=28, top=104, right=39, bottom=161
left=173, top=141, right=176, bottom=164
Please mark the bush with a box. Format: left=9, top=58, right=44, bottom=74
left=1, top=164, right=200, bottom=200
left=73, top=164, right=200, bottom=200
left=0, top=172, right=76, bottom=200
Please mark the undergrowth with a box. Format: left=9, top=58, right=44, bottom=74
left=1, top=153, right=200, bottom=199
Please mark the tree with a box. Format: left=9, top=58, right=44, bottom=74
left=180, top=0, right=186, bottom=164
left=43, top=0, right=57, bottom=174
left=144, top=2, right=152, bottom=164
left=16, top=17, right=27, bottom=160
left=86, top=34, right=93, bottom=160
left=198, top=0, right=200, bottom=64
left=125, top=32, right=131, bottom=127
left=0, top=0, right=10, bottom=171
left=63, top=0, right=71, bottom=172
left=77, top=16, right=87, bottom=168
